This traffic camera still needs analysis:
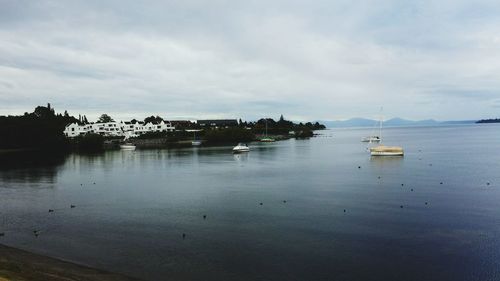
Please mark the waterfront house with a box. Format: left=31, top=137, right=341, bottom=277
left=64, top=120, right=175, bottom=138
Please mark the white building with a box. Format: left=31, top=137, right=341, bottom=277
left=64, top=120, right=175, bottom=138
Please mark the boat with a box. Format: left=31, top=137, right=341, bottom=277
left=362, top=113, right=382, bottom=143
left=120, top=143, right=136, bottom=150
left=260, top=118, right=275, bottom=142
left=368, top=109, right=404, bottom=156
left=232, top=143, right=250, bottom=153
left=192, top=131, right=202, bottom=146
left=370, top=145, right=404, bottom=156
left=361, top=136, right=381, bottom=143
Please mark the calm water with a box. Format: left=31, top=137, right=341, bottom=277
left=1, top=125, right=500, bottom=281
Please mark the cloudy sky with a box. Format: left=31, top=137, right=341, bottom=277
left=1, top=0, right=499, bottom=121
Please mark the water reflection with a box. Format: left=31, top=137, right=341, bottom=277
left=0, top=151, right=68, bottom=185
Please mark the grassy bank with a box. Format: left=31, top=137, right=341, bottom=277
left=0, top=244, right=141, bottom=281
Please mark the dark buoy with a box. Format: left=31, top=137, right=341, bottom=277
left=440, top=182, right=443, bottom=185
left=283, top=200, right=287, bottom=203
left=425, top=202, right=428, bottom=205
left=259, top=202, right=263, bottom=206
left=48, top=209, right=54, bottom=213
left=93, top=182, right=96, bottom=185
left=378, top=176, right=381, bottom=179
left=487, top=182, right=491, bottom=186
left=401, top=184, right=404, bottom=186
left=0, top=233, right=4, bottom=237
left=182, top=233, right=186, bottom=239
left=411, top=189, right=414, bottom=192
left=400, top=205, right=404, bottom=208
left=33, top=230, right=39, bottom=237
left=343, top=209, right=346, bottom=213
left=358, top=166, right=361, bottom=169
left=429, top=164, right=432, bottom=166
left=203, top=215, right=206, bottom=220
left=70, top=205, right=76, bottom=208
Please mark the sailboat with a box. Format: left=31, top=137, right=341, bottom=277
left=192, top=131, right=202, bottom=146
left=369, top=112, right=404, bottom=156
left=362, top=115, right=382, bottom=143
left=260, top=118, right=276, bottom=142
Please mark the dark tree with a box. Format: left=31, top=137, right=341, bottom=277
left=97, top=114, right=114, bottom=123
left=144, top=115, right=163, bottom=124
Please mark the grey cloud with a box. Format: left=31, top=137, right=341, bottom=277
left=1, top=0, right=500, bottom=121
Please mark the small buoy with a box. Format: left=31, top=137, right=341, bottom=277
left=429, top=164, right=432, bottom=166
left=400, top=205, right=404, bottom=208
left=203, top=215, right=206, bottom=219
left=343, top=209, right=346, bottom=213
left=259, top=202, right=263, bottom=206
left=182, top=233, right=186, bottom=239
left=283, top=200, right=287, bottom=203
left=378, top=176, right=381, bottom=179
left=487, top=182, right=491, bottom=186
left=48, top=209, right=54, bottom=213
left=70, top=205, right=75, bottom=208
left=358, top=166, right=361, bottom=169
left=440, top=182, right=443, bottom=185
left=80, top=184, right=83, bottom=186
left=93, top=182, right=96, bottom=185
left=33, top=230, right=39, bottom=237
left=411, top=189, right=413, bottom=192
left=425, top=202, right=428, bottom=205
left=0, top=233, right=4, bottom=237
left=401, top=184, right=404, bottom=186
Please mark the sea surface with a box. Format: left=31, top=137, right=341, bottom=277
left=1, top=125, right=500, bottom=281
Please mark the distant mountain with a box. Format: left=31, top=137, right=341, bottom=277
left=318, top=118, right=476, bottom=128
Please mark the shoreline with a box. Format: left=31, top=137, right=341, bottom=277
left=0, top=244, right=141, bottom=281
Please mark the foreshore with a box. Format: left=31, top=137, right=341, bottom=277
left=0, top=244, right=141, bottom=281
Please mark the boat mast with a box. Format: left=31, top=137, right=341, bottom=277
left=379, top=107, right=383, bottom=143
left=265, top=119, right=268, bottom=137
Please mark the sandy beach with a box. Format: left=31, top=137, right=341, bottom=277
left=0, top=244, right=141, bottom=281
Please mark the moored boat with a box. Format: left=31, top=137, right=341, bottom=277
left=370, top=145, right=404, bottom=156
left=120, top=143, right=136, bottom=150
left=260, top=118, right=275, bottom=142
left=361, top=136, right=381, bottom=143
left=232, top=143, right=250, bottom=153
left=192, top=140, right=202, bottom=146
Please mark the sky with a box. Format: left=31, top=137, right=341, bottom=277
left=1, top=0, right=500, bottom=122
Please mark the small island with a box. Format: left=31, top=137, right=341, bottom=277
left=476, top=118, right=500, bottom=124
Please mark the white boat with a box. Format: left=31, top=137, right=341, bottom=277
left=120, top=143, right=136, bottom=150
left=192, top=131, right=202, bottom=146
left=232, top=143, right=250, bottom=153
left=362, top=115, right=382, bottom=143
left=361, top=136, right=381, bottom=143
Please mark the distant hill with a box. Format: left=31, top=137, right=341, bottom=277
left=318, top=118, right=476, bottom=128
